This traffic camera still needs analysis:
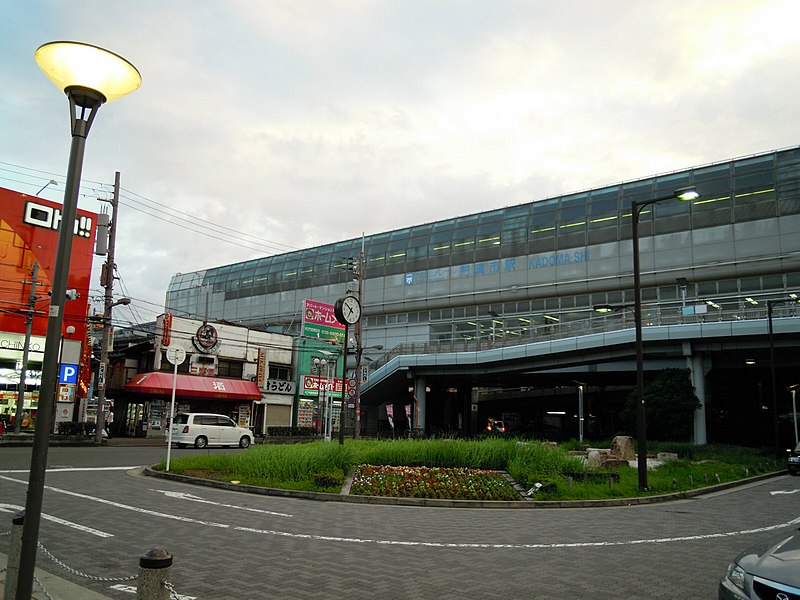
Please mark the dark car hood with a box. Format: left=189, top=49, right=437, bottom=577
left=737, top=529, right=800, bottom=587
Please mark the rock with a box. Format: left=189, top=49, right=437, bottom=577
left=586, top=449, right=612, bottom=467
left=656, top=452, right=679, bottom=462
left=610, top=436, right=636, bottom=460
left=602, top=457, right=629, bottom=469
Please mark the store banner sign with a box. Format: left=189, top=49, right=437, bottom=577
left=302, top=299, right=345, bottom=342
left=301, top=375, right=343, bottom=398
left=386, top=404, right=395, bottom=429
left=256, top=348, right=268, bottom=390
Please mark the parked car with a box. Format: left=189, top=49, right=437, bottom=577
left=486, top=419, right=507, bottom=434
left=788, top=442, right=800, bottom=475
left=718, top=528, right=800, bottom=599
left=170, top=413, right=253, bottom=449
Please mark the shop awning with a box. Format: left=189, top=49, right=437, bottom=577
left=125, top=372, right=261, bottom=401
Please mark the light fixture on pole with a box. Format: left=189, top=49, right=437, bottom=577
left=16, top=41, right=140, bottom=600
left=767, top=298, right=799, bottom=456
left=788, top=383, right=800, bottom=448
left=35, top=179, right=58, bottom=196
left=630, top=186, right=699, bottom=491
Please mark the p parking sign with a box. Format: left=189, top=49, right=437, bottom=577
left=59, top=363, right=79, bottom=384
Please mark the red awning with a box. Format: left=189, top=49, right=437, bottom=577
left=124, top=372, right=261, bottom=401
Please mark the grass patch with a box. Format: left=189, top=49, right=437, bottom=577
left=156, top=439, right=783, bottom=500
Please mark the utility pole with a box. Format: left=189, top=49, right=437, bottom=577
left=95, top=172, right=120, bottom=443
left=353, top=240, right=365, bottom=438
left=14, top=262, right=39, bottom=433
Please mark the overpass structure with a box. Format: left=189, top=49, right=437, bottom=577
left=362, top=309, right=800, bottom=445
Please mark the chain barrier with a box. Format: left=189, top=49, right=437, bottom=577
left=37, top=542, right=138, bottom=583
left=163, top=579, right=182, bottom=600
left=33, top=573, right=56, bottom=600
left=3, top=530, right=190, bottom=599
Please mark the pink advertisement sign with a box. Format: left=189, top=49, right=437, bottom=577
left=302, top=299, right=345, bottom=341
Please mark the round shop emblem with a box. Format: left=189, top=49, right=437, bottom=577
left=193, top=323, right=220, bottom=353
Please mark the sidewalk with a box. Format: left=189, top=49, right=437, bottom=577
left=0, top=551, right=113, bottom=600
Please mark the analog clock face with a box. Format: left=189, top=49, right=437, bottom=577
left=337, top=296, right=361, bottom=324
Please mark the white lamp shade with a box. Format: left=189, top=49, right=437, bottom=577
left=35, top=41, right=141, bottom=103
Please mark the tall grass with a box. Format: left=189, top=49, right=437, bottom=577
left=158, top=438, right=783, bottom=498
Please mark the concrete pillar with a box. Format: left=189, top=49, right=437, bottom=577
left=414, top=376, right=426, bottom=431
left=138, top=547, right=172, bottom=600
left=5, top=511, right=24, bottom=600
left=687, top=350, right=707, bottom=445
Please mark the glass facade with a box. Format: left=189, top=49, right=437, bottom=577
left=167, top=147, right=800, bottom=351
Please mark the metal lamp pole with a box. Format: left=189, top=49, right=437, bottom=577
left=16, top=42, right=140, bottom=600
left=767, top=299, right=795, bottom=456
left=630, top=186, right=699, bottom=491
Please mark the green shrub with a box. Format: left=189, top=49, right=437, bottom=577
left=312, top=469, right=345, bottom=489
left=56, top=421, right=95, bottom=436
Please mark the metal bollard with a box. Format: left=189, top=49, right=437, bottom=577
left=5, top=511, right=24, bottom=600
left=137, top=547, right=172, bottom=600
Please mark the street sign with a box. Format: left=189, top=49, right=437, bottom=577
left=166, top=346, right=186, bottom=365
left=97, top=362, right=106, bottom=388
left=59, top=363, right=79, bottom=384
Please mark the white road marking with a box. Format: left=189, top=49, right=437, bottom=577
left=109, top=584, right=197, bottom=599
left=235, top=515, right=800, bottom=549
left=1, top=472, right=797, bottom=550
left=0, top=503, right=112, bottom=537
left=0, top=474, right=229, bottom=529
left=151, top=489, right=292, bottom=518
left=770, top=489, right=799, bottom=495
left=0, top=466, right=140, bottom=474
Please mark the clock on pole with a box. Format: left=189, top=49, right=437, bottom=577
left=334, top=295, right=361, bottom=325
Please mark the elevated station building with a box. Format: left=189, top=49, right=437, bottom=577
left=166, top=147, right=800, bottom=445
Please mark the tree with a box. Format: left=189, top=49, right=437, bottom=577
left=621, top=368, right=701, bottom=441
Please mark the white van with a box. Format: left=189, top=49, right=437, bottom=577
left=170, top=413, right=253, bottom=449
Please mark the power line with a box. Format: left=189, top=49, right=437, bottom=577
left=119, top=186, right=299, bottom=253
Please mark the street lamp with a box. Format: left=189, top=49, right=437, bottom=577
left=16, top=41, right=140, bottom=600
left=630, top=186, right=699, bottom=490
left=767, top=298, right=799, bottom=456
left=313, top=351, right=337, bottom=442
left=788, top=383, right=799, bottom=448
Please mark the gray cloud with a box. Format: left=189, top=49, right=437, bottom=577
left=2, top=0, right=798, bottom=322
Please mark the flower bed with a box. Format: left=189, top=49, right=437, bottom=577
left=349, top=464, right=521, bottom=501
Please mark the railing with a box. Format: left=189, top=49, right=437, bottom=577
left=368, top=303, right=800, bottom=371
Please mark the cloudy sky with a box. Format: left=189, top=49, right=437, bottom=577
left=2, top=1, right=799, bottom=326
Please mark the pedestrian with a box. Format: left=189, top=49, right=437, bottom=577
left=106, top=406, right=114, bottom=439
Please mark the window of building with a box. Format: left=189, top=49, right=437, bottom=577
left=268, top=365, right=291, bottom=380
left=217, top=360, right=244, bottom=378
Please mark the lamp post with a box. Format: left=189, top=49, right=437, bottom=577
left=767, top=298, right=798, bottom=456
left=788, top=383, right=799, bottom=448
left=16, top=41, right=140, bottom=600
left=629, top=186, right=699, bottom=490
left=313, top=351, right=337, bottom=441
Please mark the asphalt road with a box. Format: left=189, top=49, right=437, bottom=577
left=1, top=446, right=798, bottom=599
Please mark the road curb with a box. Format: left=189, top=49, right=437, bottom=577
left=141, top=466, right=787, bottom=509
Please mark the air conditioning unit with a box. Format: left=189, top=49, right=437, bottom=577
left=189, top=353, right=218, bottom=376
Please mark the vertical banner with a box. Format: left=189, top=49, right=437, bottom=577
left=256, top=347, right=268, bottom=390
left=386, top=404, right=394, bottom=429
